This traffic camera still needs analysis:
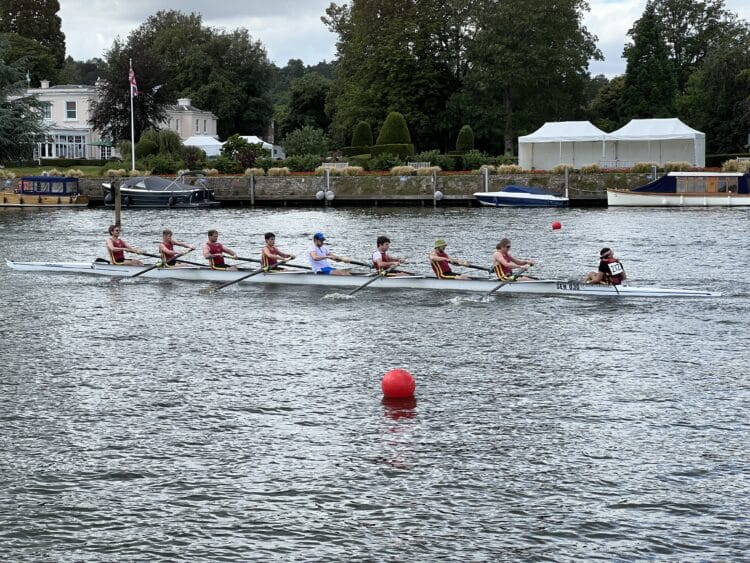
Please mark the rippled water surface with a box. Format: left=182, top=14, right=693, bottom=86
left=1, top=206, right=748, bottom=561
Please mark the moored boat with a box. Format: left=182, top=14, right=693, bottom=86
left=474, top=185, right=569, bottom=207
left=6, top=260, right=719, bottom=298
left=1, top=176, right=89, bottom=208
left=607, top=171, right=750, bottom=206
left=102, top=171, right=220, bottom=208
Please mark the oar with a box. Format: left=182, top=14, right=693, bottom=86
left=137, top=250, right=206, bottom=268
left=123, top=248, right=195, bottom=281
left=485, top=266, right=532, bottom=297
left=231, top=255, right=311, bottom=271
left=455, top=261, right=491, bottom=272
left=208, top=258, right=291, bottom=293
left=348, top=263, right=400, bottom=296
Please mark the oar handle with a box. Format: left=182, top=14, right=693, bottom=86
left=210, top=257, right=293, bottom=292
left=456, top=262, right=492, bottom=272
left=347, top=263, right=399, bottom=296
left=233, top=255, right=311, bottom=271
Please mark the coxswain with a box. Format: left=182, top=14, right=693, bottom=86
left=492, top=238, right=534, bottom=281
left=203, top=229, right=238, bottom=271
left=429, top=239, right=469, bottom=280
left=262, top=232, right=295, bottom=271
left=159, top=229, right=195, bottom=268
left=106, top=224, right=144, bottom=266
left=308, top=232, right=351, bottom=275
left=371, top=236, right=407, bottom=275
left=584, top=247, right=627, bottom=285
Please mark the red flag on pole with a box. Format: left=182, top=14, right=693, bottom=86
left=129, top=63, right=138, bottom=97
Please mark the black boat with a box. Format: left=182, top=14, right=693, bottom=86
left=102, top=172, right=220, bottom=208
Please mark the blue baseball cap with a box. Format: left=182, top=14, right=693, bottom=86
left=313, top=232, right=326, bottom=241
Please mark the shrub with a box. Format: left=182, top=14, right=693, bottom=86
left=390, top=165, right=416, bottom=176
left=135, top=138, right=158, bottom=159
left=721, top=159, right=750, bottom=172
left=370, top=143, right=415, bottom=159
left=479, top=164, right=496, bottom=174
left=663, top=161, right=692, bottom=172
left=244, top=167, right=265, bottom=176
left=579, top=163, right=601, bottom=174
left=118, top=141, right=132, bottom=163
left=203, top=168, right=220, bottom=176
left=44, top=168, right=63, bottom=176
left=127, top=169, right=146, bottom=177
left=342, top=146, right=370, bottom=157
left=550, top=163, right=574, bottom=174
left=105, top=168, right=126, bottom=177
left=349, top=155, right=370, bottom=169
left=267, top=167, right=290, bottom=176
left=64, top=168, right=85, bottom=177
left=255, top=157, right=274, bottom=171
left=341, top=166, right=365, bottom=176
left=182, top=146, right=208, bottom=170
left=416, top=166, right=441, bottom=176
left=212, top=155, right=242, bottom=174
left=282, top=126, right=330, bottom=156
left=455, top=125, right=475, bottom=152
left=369, top=153, right=403, bottom=171
left=284, top=154, right=322, bottom=172
left=462, top=149, right=490, bottom=170
left=495, top=164, right=523, bottom=174
left=351, top=121, right=373, bottom=147
left=630, top=162, right=659, bottom=173
left=137, top=154, right=181, bottom=175
left=376, top=112, right=412, bottom=144
left=413, top=149, right=440, bottom=164
left=0, top=170, right=17, bottom=179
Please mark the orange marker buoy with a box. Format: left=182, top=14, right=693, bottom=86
left=381, top=369, right=415, bottom=399
left=552, top=221, right=562, bottom=230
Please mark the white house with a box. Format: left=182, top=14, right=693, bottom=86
left=24, top=80, right=113, bottom=160
left=162, top=98, right=218, bottom=141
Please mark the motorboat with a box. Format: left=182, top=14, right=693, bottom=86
left=1, top=176, right=89, bottom=208
left=607, top=172, right=750, bottom=206
left=102, top=171, right=220, bottom=208
left=474, top=185, right=569, bottom=207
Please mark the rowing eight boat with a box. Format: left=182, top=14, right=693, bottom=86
left=5, top=260, right=720, bottom=298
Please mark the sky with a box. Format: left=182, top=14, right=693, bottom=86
left=59, top=0, right=750, bottom=78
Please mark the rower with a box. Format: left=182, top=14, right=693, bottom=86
left=584, top=247, right=627, bottom=285
left=203, top=229, right=238, bottom=271
left=429, top=239, right=469, bottom=280
left=159, top=229, right=195, bottom=268
left=262, top=232, right=295, bottom=271
left=371, top=236, right=407, bottom=275
left=492, top=238, right=534, bottom=281
left=106, top=224, right=144, bottom=266
left=308, top=232, right=351, bottom=275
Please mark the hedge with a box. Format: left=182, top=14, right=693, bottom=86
left=370, top=143, right=415, bottom=158
left=342, top=145, right=370, bottom=157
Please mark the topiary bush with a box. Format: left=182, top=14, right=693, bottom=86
left=351, top=121, right=373, bottom=147
left=370, top=143, right=415, bottom=159
left=376, top=112, right=412, bottom=145
left=455, top=125, right=475, bottom=153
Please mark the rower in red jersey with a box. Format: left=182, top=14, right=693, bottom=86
left=159, top=229, right=195, bottom=268
left=429, top=239, right=469, bottom=280
left=261, top=232, right=295, bottom=270
left=106, top=224, right=143, bottom=266
left=203, top=229, right=238, bottom=271
left=371, top=235, right=406, bottom=275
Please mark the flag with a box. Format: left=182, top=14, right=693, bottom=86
left=129, top=64, right=138, bottom=97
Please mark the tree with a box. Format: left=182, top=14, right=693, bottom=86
left=0, top=0, right=66, bottom=67
left=677, top=28, right=750, bottom=153
left=459, top=0, right=600, bottom=155
left=589, top=75, right=626, bottom=131
left=376, top=112, right=411, bottom=144
left=0, top=39, right=45, bottom=163
left=651, top=0, right=738, bottom=94
left=278, top=72, right=331, bottom=138
left=58, top=56, right=104, bottom=85
left=620, top=2, right=678, bottom=121
left=0, top=32, right=57, bottom=85
left=90, top=39, right=170, bottom=142
left=282, top=126, right=330, bottom=156
left=455, top=125, right=474, bottom=152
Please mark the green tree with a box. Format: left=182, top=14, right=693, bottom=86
left=677, top=28, right=750, bottom=153
left=590, top=75, right=625, bottom=131
left=0, top=39, right=45, bottom=163
left=0, top=0, right=66, bottom=67
left=282, top=125, right=330, bottom=156
left=455, top=125, right=474, bottom=152
left=0, top=32, right=57, bottom=85
left=376, top=111, right=412, bottom=144
left=620, top=2, right=678, bottom=120
left=351, top=121, right=373, bottom=146
left=278, top=72, right=331, bottom=138
left=57, top=56, right=104, bottom=85
left=458, top=0, right=600, bottom=155
left=652, top=0, right=738, bottom=94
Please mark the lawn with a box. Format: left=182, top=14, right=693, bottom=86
left=3, top=165, right=108, bottom=177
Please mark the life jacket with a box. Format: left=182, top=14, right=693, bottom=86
left=430, top=249, right=456, bottom=279
left=206, top=241, right=226, bottom=269
left=602, top=258, right=624, bottom=285
left=109, top=238, right=126, bottom=264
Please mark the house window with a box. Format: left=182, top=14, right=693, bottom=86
left=195, top=119, right=199, bottom=132
left=176, top=120, right=181, bottom=132
left=65, top=101, right=77, bottom=120
left=41, top=102, right=52, bottom=119
left=203, top=119, right=207, bottom=133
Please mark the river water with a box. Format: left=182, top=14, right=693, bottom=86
left=0, top=206, right=748, bottom=561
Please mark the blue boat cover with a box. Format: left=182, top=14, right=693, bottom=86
left=502, top=185, right=560, bottom=196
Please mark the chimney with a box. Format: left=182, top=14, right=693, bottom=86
left=177, top=98, right=191, bottom=107
left=41, top=79, right=50, bottom=89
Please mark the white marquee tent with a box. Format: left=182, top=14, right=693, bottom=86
left=605, top=118, right=705, bottom=168
left=183, top=135, right=223, bottom=158
left=241, top=136, right=286, bottom=160
left=518, top=121, right=607, bottom=170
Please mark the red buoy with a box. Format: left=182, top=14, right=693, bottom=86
left=381, top=369, right=415, bottom=399
left=551, top=221, right=562, bottom=230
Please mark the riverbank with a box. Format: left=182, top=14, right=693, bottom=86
left=75, top=171, right=657, bottom=207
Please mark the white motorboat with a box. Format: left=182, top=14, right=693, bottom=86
left=607, top=171, right=750, bottom=207
left=6, top=260, right=719, bottom=298
left=474, top=185, right=569, bottom=207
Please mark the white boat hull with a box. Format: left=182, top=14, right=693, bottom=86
left=474, top=191, right=569, bottom=207
left=607, top=190, right=750, bottom=207
left=6, top=260, right=719, bottom=298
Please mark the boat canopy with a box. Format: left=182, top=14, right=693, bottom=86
left=502, top=185, right=558, bottom=195
left=18, top=176, right=79, bottom=194
left=124, top=176, right=206, bottom=191
left=631, top=172, right=749, bottom=194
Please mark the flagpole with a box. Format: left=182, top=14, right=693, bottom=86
left=129, top=58, right=135, bottom=171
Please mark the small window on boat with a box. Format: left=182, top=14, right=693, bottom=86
left=717, top=177, right=739, bottom=193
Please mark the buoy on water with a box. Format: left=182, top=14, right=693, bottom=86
left=552, top=221, right=562, bottom=230
left=381, top=368, right=415, bottom=399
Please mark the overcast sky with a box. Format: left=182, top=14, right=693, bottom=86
left=59, top=0, right=750, bottom=77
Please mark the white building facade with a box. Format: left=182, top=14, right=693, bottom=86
left=162, top=98, right=218, bottom=141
